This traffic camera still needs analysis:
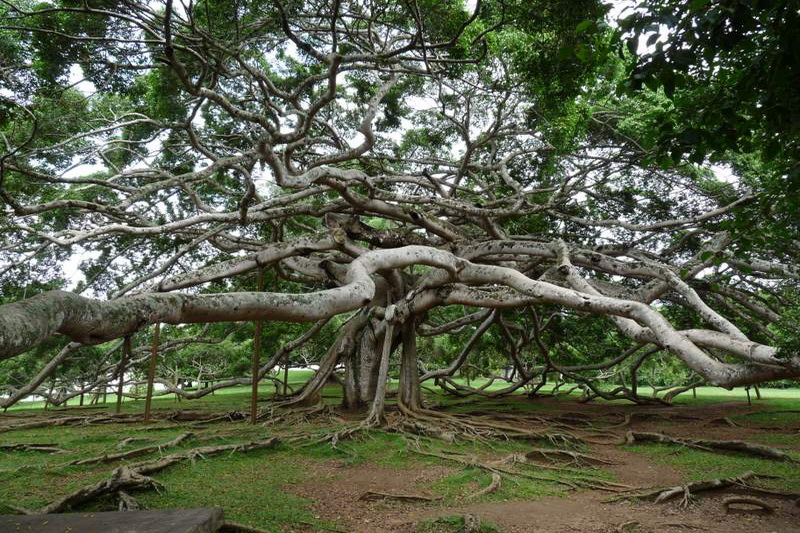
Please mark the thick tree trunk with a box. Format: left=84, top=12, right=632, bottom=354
left=284, top=312, right=370, bottom=407
left=343, top=319, right=383, bottom=410
left=399, top=321, right=421, bottom=410
left=364, top=320, right=396, bottom=425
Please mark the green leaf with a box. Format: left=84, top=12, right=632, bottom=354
left=575, top=20, right=594, bottom=33
left=689, top=0, right=711, bottom=10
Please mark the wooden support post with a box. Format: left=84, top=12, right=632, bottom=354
left=144, top=323, right=160, bottom=422
left=116, top=337, right=131, bottom=414
left=692, top=386, right=697, bottom=398
left=754, top=384, right=762, bottom=400
left=250, top=268, right=265, bottom=424
left=283, top=358, right=289, bottom=397
left=44, top=381, right=54, bottom=410
left=746, top=386, right=752, bottom=406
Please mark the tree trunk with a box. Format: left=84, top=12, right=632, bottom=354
left=399, top=321, right=421, bottom=410
left=284, top=311, right=370, bottom=407
left=364, top=320, right=396, bottom=425
left=144, top=323, right=160, bottom=422
left=251, top=267, right=265, bottom=424
left=343, top=318, right=383, bottom=410
left=44, top=380, right=54, bottom=410
left=116, top=337, right=130, bottom=414
left=282, top=360, right=289, bottom=397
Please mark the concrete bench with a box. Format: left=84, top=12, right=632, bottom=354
left=0, top=508, right=224, bottom=533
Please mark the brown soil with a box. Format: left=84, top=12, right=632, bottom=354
left=283, top=397, right=800, bottom=533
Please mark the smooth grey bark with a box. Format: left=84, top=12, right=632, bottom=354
left=1, top=246, right=799, bottom=388
left=399, top=321, right=422, bottom=410
left=364, top=315, right=396, bottom=425
left=343, top=319, right=384, bottom=410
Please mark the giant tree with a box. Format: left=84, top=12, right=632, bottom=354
left=1, top=0, right=798, bottom=422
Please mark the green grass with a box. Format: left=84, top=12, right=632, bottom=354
left=624, top=443, right=800, bottom=493
left=135, top=444, right=333, bottom=531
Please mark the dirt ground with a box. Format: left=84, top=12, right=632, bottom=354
left=287, top=398, right=800, bottom=533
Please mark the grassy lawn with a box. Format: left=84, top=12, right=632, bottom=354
left=1, top=373, right=798, bottom=531
left=0, top=376, right=613, bottom=531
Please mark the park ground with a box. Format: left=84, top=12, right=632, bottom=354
left=1, top=374, right=799, bottom=532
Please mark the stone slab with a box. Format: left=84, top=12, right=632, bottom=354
left=0, top=508, right=225, bottom=533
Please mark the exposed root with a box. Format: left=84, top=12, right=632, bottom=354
left=116, top=437, right=155, bottom=449
left=525, top=447, right=616, bottom=466
left=391, top=407, right=582, bottom=445
left=624, top=431, right=798, bottom=462
left=0, top=443, right=67, bottom=454
left=166, top=410, right=247, bottom=424
left=51, top=405, right=108, bottom=412
left=722, top=496, right=774, bottom=514
left=615, top=521, right=639, bottom=533
left=462, top=513, right=481, bottom=533
left=408, top=447, right=625, bottom=492
left=296, top=424, right=365, bottom=448
left=606, top=413, right=632, bottom=429
left=258, top=403, right=335, bottom=426
left=386, top=417, right=456, bottom=443
left=0, top=464, right=38, bottom=475
left=409, top=448, right=576, bottom=489
left=0, top=415, right=101, bottom=433
left=656, top=523, right=707, bottom=531
left=5, top=504, right=34, bottom=515
left=706, top=417, right=741, bottom=428
left=39, top=437, right=281, bottom=513
left=579, top=432, right=625, bottom=445
left=116, top=490, right=142, bottom=511
left=135, top=424, right=190, bottom=431
left=609, top=471, right=758, bottom=507
left=358, top=490, right=441, bottom=502
left=41, top=465, right=162, bottom=514
left=737, top=409, right=800, bottom=417
left=69, top=433, right=193, bottom=466
left=466, top=472, right=501, bottom=500
left=489, top=453, right=593, bottom=475
left=0, top=410, right=248, bottom=434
